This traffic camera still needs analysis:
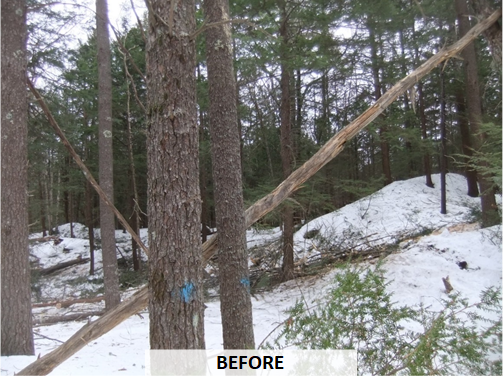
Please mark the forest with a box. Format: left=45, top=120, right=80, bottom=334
left=1, top=0, right=502, bottom=375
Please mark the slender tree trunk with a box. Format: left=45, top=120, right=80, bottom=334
left=124, top=56, right=141, bottom=271
left=455, top=88, right=479, bottom=196
left=369, top=23, right=392, bottom=185
left=440, top=68, right=447, bottom=215
left=1, top=0, right=35, bottom=356
left=85, top=178, right=95, bottom=276
left=39, top=175, right=47, bottom=236
left=96, top=0, right=121, bottom=309
left=455, top=0, right=499, bottom=226
left=418, top=82, right=434, bottom=188
left=204, top=0, right=255, bottom=349
left=399, top=28, right=415, bottom=176
left=279, top=0, right=295, bottom=281
left=147, top=0, right=205, bottom=349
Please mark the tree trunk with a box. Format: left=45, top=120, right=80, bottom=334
left=279, top=1, right=295, bottom=281
left=96, top=0, right=121, bottom=309
left=455, top=0, right=499, bottom=226
left=38, top=175, right=48, bottom=236
left=418, top=81, right=435, bottom=188
left=440, top=68, right=447, bottom=215
left=369, top=23, right=392, bottom=185
left=85, top=179, right=95, bottom=275
left=204, top=0, right=255, bottom=349
left=455, top=87, right=479, bottom=197
left=124, top=55, right=142, bottom=272
left=1, top=0, right=35, bottom=356
left=146, top=0, right=205, bottom=349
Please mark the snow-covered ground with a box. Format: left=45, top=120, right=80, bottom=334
left=1, top=174, right=502, bottom=375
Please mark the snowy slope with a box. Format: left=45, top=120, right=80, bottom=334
left=1, top=173, right=501, bottom=376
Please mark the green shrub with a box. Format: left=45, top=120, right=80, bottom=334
left=262, top=263, right=502, bottom=375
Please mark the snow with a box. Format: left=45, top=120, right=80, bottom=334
left=1, top=173, right=501, bottom=375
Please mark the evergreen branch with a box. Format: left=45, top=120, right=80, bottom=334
left=190, top=18, right=273, bottom=40
left=109, top=24, right=147, bottom=83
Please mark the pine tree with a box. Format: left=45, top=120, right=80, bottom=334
left=204, top=0, right=256, bottom=349
left=1, top=0, right=35, bottom=356
left=96, top=0, right=121, bottom=310
left=146, top=0, right=205, bottom=349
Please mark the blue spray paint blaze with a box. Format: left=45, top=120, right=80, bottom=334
left=240, top=277, right=250, bottom=293
left=180, top=282, right=195, bottom=303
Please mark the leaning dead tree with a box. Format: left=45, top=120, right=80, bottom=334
left=17, top=10, right=501, bottom=376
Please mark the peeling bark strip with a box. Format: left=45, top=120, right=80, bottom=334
left=17, top=10, right=501, bottom=375
left=27, top=80, right=149, bottom=257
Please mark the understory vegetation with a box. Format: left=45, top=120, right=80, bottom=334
left=262, top=263, right=502, bottom=375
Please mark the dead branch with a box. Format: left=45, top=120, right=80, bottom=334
left=35, top=257, right=90, bottom=276
left=33, top=311, right=105, bottom=326
left=17, top=10, right=501, bottom=376
left=32, top=296, right=105, bottom=309
left=29, top=235, right=61, bottom=243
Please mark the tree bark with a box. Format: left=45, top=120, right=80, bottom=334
left=17, top=11, right=501, bottom=374
left=204, top=0, right=255, bottom=349
left=418, top=81, right=435, bottom=188
left=146, top=0, right=205, bottom=349
left=96, top=0, right=121, bottom=310
left=1, top=0, right=35, bottom=356
left=369, top=23, right=392, bottom=185
left=455, top=87, right=479, bottom=197
left=279, top=0, right=295, bottom=281
left=440, top=68, right=447, bottom=215
left=455, top=0, right=500, bottom=226
left=470, top=0, right=502, bottom=67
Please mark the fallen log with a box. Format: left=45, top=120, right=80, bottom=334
left=33, top=311, right=105, bottom=326
left=32, top=296, right=105, bottom=309
left=29, top=235, right=62, bottom=244
left=17, top=10, right=501, bottom=376
left=35, top=257, right=90, bottom=276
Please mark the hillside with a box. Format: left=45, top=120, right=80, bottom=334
left=1, top=173, right=501, bottom=375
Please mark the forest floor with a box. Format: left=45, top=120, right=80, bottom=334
left=1, top=173, right=502, bottom=375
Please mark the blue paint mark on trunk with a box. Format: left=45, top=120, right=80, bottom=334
left=240, top=277, right=250, bottom=293
left=180, top=282, right=195, bottom=302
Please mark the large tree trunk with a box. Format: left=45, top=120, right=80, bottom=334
left=17, top=12, right=501, bottom=373
left=1, top=0, right=35, bottom=356
left=146, top=0, right=205, bottom=349
left=279, top=0, right=295, bottom=281
left=203, top=0, right=255, bottom=349
left=96, top=0, right=121, bottom=310
left=455, top=0, right=500, bottom=226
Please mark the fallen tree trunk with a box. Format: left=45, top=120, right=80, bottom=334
left=29, top=235, right=61, bottom=244
left=17, top=10, right=501, bottom=375
left=35, top=257, right=90, bottom=276
left=33, top=311, right=105, bottom=326
left=32, top=296, right=105, bottom=309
